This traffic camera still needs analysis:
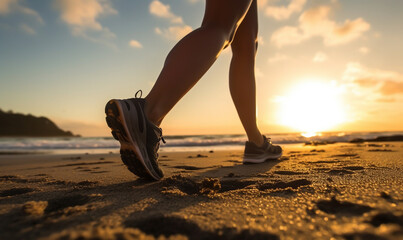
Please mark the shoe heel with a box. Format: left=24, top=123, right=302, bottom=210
left=105, top=100, right=120, bottom=117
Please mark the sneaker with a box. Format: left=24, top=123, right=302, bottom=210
left=105, top=90, right=164, bottom=180
left=243, top=136, right=282, bottom=163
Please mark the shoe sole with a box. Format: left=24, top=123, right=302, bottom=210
left=105, top=100, right=161, bottom=180
left=243, top=151, right=283, bottom=164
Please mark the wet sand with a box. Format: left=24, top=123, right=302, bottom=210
left=0, top=142, right=402, bottom=239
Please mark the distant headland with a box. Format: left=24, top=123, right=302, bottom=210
left=0, top=109, right=79, bottom=137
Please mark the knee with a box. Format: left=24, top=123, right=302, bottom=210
left=231, top=34, right=258, bottom=57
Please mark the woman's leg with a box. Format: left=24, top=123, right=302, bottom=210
left=145, top=0, right=253, bottom=126
left=229, top=0, right=263, bottom=146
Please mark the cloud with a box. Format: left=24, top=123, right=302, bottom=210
left=258, top=0, right=269, bottom=8
left=155, top=25, right=192, bottom=41
left=268, top=53, right=288, bottom=63
left=376, top=97, right=396, bottom=103
left=150, top=0, right=191, bottom=41
left=0, top=0, right=43, bottom=34
left=54, top=0, right=117, bottom=46
left=379, top=81, right=403, bottom=95
left=359, top=47, right=369, bottom=54
left=343, top=62, right=403, bottom=97
left=343, top=62, right=399, bottom=82
left=271, top=5, right=370, bottom=47
left=149, top=0, right=183, bottom=24
left=255, top=67, right=264, bottom=78
left=271, top=26, right=305, bottom=47
left=129, top=40, right=142, bottom=48
left=20, top=23, right=35, bottom=34
left=257, top=35, right=265, bottom=46
left=312, top=52, right=327, bottom=62
left=265, top=0, right=306, bottom=20
left=0, top=0, right=43, bottom=24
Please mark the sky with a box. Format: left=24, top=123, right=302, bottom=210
left=0, top=0, right=402, bottom=137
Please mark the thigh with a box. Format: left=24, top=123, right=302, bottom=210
left=231, top=0, right=258, bottom=53
left=201, top=0, right=254, bottom=39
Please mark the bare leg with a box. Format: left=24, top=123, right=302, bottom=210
left=229, top=0, right=263, bottom=146
left=145, top=0, right=253, bottom=126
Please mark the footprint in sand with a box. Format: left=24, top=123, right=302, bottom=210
left=0, top=187, right=36, bottom=197
left=161, top=175, right=256, bottom=195
left=172, top=165, right=211, bottom=171
left=368, top=212, right=403, bottom=227
left=273, top=170, right=308, bottom=175
left=55, top=161, right=116, bottom=168
left=330, top=153, right=359, bottom=158
left=302, top=160, right=339, bottom=165
left=368, top=149, right=394, bottom=152
left=225, top=160, right=241, bottom=163
left=342, top=232, right=387, bottom=240
left=342, top=166, right=364, bottom=171
left=326, top=169, right=355, bottom=175
left=45, top=180, right=98, bottom=188
left=219, top=179, right=257, bottom=192
left=162, top=175, right=312, bottom=196
left=326, top=166, right=365, bottom=175
left=159, top=159, right=172, bottom=162
left=45, top=194, right=95, bottom=214
left=187, top=154, right=208, bottom=158
left=258, top=179, right=312, bottom=191
left=90, top=171, right=109, bottom=174
left=0, top=175, right=30, bottom=183
left=316, top=197, right=373, bottom=216
left=125, top=215, right=279, bottom=240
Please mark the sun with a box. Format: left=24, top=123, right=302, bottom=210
left=276, top=81, right=346, bottom=135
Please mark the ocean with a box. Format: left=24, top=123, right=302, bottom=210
left=0, top=131, right=401, bottom=154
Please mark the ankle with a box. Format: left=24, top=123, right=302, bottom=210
left=144, top=100, right=162, bottom=127
left=248, top=134, right=264, bottom=147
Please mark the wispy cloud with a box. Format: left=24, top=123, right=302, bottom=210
left=0, top=0, right=43, bottom=34
left=54, top=0, right=117, bottom=47
left=0, top=0, right=43, bottom=23
left=257, top=36, right=265, bottom=46
left=343, top=62, right=403, bottom=97
left=257, top=0, right=269, bottom=8
left=150, top=0, right=192, bottom=41
left=129, top=39, right=142, bottom=49
left=379, top=81, right=403, bottom=95
left=149, top=0, right=183, bottom=24
left=359, top=47, right=369, bottom=54
left=155, top=25, right=192, bottom=41
left=312, top=52, right=327, bottom=62
left=268, top=53, right=288, bottom=63
left=187, top=0, right=200, bottom=4
left=271, top=5, right=370, bottom=47
left=265, top=0, right=306, bottom=21
left=271, top=26, right=304, bottom=47
left=19, top=23, right=35, bottom=34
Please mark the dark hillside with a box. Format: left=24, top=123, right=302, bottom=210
left=0, top=109, right=76, bottom=137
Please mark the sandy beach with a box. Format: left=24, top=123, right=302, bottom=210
left=0, top=142, right=402, bottom=240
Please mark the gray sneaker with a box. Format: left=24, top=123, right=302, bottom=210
left=243, top=136, right=282, bottom=163
left=105, top=90, right=164, bottom=180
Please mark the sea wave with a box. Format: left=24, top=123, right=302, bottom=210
left=0, top=131, right=401, bottom=151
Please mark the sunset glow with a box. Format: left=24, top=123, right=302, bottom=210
left=0, top=1, right=402, bottom=136
left=277, top=81, right=346, bottom=133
